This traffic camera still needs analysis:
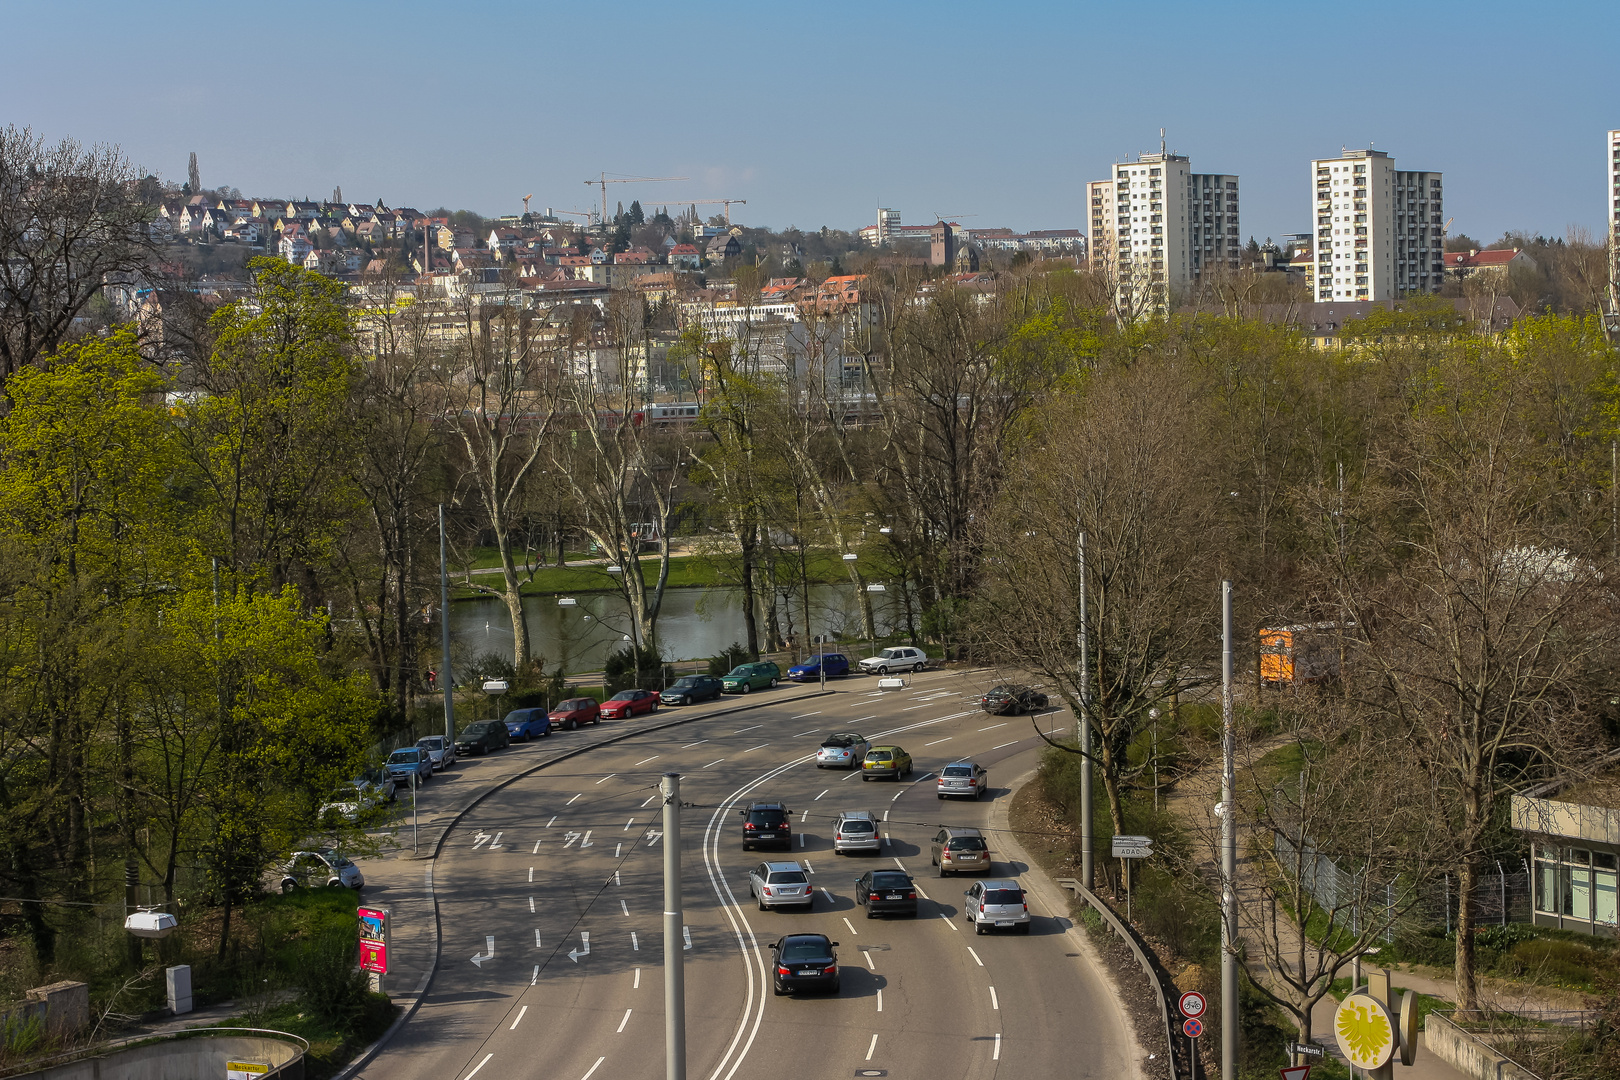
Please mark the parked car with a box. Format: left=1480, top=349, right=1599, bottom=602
left=454, top=719, right=510, bottom=756
left=855, top=869, right=918, bottom=918
left=816, top=732, right=870, bottom=770
left=831, top=810, right=881, bottom=855
left=274, top=849, right=364, bottom=892
left=722, top=661, right=781, bottom=693
left=787, top=653, right=850, bottom=681
left=503, top=708, right=552, bottom=741
left=385, top=746, right=433, bottom=786
left=747, top=861, right=814, bottom=911
left=599, top=689, right=659, bottom=719
left=740, top=800, right=793, bottom=851
left=931, top=826, right=992, bottom=877
left=768, top=934, right=840, bottom=995
left=979, top=684, right=1049, bottom=715
left=416, top=734, right=457, bottom=769
left=548, top=697, right=601, bottom=730
left=861, top=745, right=913, bottom=781
left=963, top=879, right=1031, bottom=934
left=660, top=675, right=724, bottom=706
left=938, top=760, right=988, bottom=800
left=318, top=777, right=394, bottom=823
left=859, top=646, right=928, bottom=675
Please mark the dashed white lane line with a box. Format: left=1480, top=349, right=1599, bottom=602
left=683, top=926, right=692, bottom=950
left=744, top=743, right=769, bottom=753
left=510, top=1005, right=527, bottom=1029
left=992, top=740, right=1021, bottom=750
left=803, top=860, right=814, bottom=874
left=595, top=773, right=616, bottom=784
left=925, top=737, right=953, bottom=746
left=861, top=950, right=875, bottom=970
left=990, top=986, right=999, bottom=1010
left=579, top=1057, right=605, bottom=1080
left=978, top=723, right=1008, bottom=732
left=620, top=899, right=630, bottom=916
left=640, top=795, right=657, bottom=808
left=547, top=816, right=557, bottom=827
left=535, top=929, right=542, bottom=947
left=633, top=755, right=659, bottom=767
left=734, top=724, right=762, bottom=734
left=625, top=818, right=636, bottom=830
left=791, top=712, right=823, bottom=720
left=614, top=870, right=621, bottom=886
left=892, top=857, right=907, bottom=870
left=843, top=916, right=858, bottom=936
left=703, top=758, right=725, bottom=769
left=533, top=840, right=541, bottom=854
left=939, top=912, right=959, bottom=930
left=866, top=1034, right=879, bottom=1061
left=528, top=867, right=534, bottom=882
left=854, top=715, right=878, bottom=722
left=463, top=1053, right=493, bottom=1079
left=794, top=728, right=820, bottom=736
left=993, top=1033, right=1002, bottom=1060
left=617, top=1008, right=632, bottom=1033
left=632, top=932, right=639, bottom=951
left=531, top=965, right=539, bottom=985
left=681, top=739, right=709, bottom=748
left=891, top=791, right=904, bottom=802
left=799, top=834, right=806, bottom=848
left=844, top=769, right=863, bottom=780
left=814, top=789, right=830, bottom=800
left=566, top=794, right=582, bottom=805
left=633, top=967, right=640, bottom=988
left=914, top=885, right=930, bottom=900
left=877, top=988, right=883, bottom=1012
left=967, top=946, right=983, bottom=966
left=821, top=887, right=833, bottom=902
left=902, top=702, right=937, bottom=711
left=800, top=809, right=809, bottom=822
left=529, top=896, right=535, bottom=913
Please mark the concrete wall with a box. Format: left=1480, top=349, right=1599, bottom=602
left=16, top=1034, right=303, bottom=1080
left=1, top=982, right=89, bottom=1042
left=1425, top=1012, right=1537, bottom=1080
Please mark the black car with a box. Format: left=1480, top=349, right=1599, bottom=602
left=769, top=934, right=840, bottom=996
left=660, top=675, right=724, bottom=706
left=979, top=683, right=1049, bottom=715
left=855, top=869, right=918, bottom=919
left=740, top=800, right=792, bottom=851
left=454, top=720, right=510, bottom=756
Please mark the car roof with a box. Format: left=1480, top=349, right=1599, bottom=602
left=762, top=861, right=802, bottom=872
left=941, top=826, right=983, bottom=837
left=836, top=809, right=877, bottom=819
left=778, top=933, right=832, bottom=946
left=747, top=800, right=786, bottom=810
left=978, top=879, right=1023, bottom=890
left=944, top=759, right=980, bottom=768
left=868, top=744, right=902, bottom=751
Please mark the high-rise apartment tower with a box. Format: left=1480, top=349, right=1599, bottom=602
left=1309, top=149, right=1443, bottom=301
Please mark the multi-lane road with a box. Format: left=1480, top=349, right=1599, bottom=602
left=359, top=669, right=1143, bottom=1080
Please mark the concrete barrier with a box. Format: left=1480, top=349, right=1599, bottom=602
left=10, top=1028, right=305, bottom=1080
left=1425, top=1012, right=1540, bottom=1080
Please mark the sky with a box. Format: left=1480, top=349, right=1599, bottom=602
left=7, top=0, right=1619, bottom=246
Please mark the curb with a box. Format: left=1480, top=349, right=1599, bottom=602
left=332, top=689, right=835, bottom=1079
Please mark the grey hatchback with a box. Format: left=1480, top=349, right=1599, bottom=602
left=964, top=879, right=1031, bottom=933
left=747, top=861, right=814, bottom=911
left=937, top=760, right=988, bottom=800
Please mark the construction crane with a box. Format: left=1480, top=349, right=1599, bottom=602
left=584, top=173, right=688, bottom=225
left=681, top=198, right=748, bottom=226
left=522, top=194, right=533, bottom=217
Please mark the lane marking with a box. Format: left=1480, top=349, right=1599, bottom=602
left=531, top=965, right=539, bottom=985
left=634, top=755, right=660, bottom=767
left=854, top=715, right=877, bottom=722
left=547, top=816, right=557, bottom=827
left=844, top=770, right=863, bottom=781
left=472, top=832, right=492, bottom=850
left=914, top=885, right=930, bottom=900
left=866, top=1034, right=878, bottom=1061
left=993, top=1033, right=1001, bottom=1061
left=645, top=829, right=662, bottom=847
left=463, top=1052, right=493, bottom=1079
left=615, top=843, right=622, bottom=857
left=862, top=949, right=875, bottom=970
left=877, top=988, right=883, bottom=1012
left=990, top=986, right=999, bottom=1010
left=883, top=811, right=889, bottom=822
left=939, top=912, right=959, bottom=930
left=902, top=702, right=937, bottom=711
left=533, top=840, right=541, bottom=854
left=843, top=916, right=858, bottom=936
left=489, top=831, right=503, bottom=848
left=595, top=773, right=616, bottom=785
left=790, top=712, right=822, bottom=719
left=632, top=932, right=639, bottom=951
left=799, top=834, right=805, bottom=848
left=615, top=871, right=620, bottom=886
left=734, top=724, right=762, bottom=734
left=510, top=1005, right=527, bottom=1030
left=634, top=967, right=640, bottom=988
left=967, top=946, right=983, bottom=967
left=566, top=793, right=581, bottom=805
left=743, top=743, right=769, bottom=753
left=682, top=739, right=709, bottom=748
left=580, top=1058, right=605, bottom=1080
left=803, top=860, right=814, bottom=874
left=617, top=1008, right=632, bottom=1033
left=529, top=896, right=535, bottom=913
left=892, top=858, right=907, bottom=870
left=620, top=899, right=629, bottom=916
left=703, top=758, right=725, bottom=769
left=891, top=792, right=903, bottom=802
left=814, top=789, right=829, bottom=800
left=640, top=795, right=657, bottom=808
left=625, top=818, right=636, bottom=830
left=924, top=737, right=952, bottom=746
left=978, top=723, right=1007, bottom=732
left=793, top=729, right=820, bottom=737
left=563, top=832, right=582, bottom=848
left=528, top=868, right=534, bottom=883
left=683, top=925, right=692, bottom=950
left=992, top=740, right=1021, bottom=750
left=581, top=830, right=593, bottom=847
left=535, top=929, right=542, bottom=948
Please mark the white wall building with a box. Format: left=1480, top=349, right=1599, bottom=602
left=1309, top=149, right=1443, bottom=302
left=1609, top=130, right=1620, bottom=310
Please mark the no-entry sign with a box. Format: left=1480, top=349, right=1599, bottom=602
left=1179, top=990, right=1207, bottom=1018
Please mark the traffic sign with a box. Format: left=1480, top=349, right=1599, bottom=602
left=1279, top=1066, right=1310, bottom=1080
left=1287, top=1042, right=1325, bottom=1058
left=1179, top=990, right=1207, bottom=1018
left=1112, top=835, right=1154, bottom=858
left=1183, top=1016, right=1204, bottom=1039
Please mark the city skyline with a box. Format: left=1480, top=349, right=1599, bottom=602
left=7, top=1, right=1619, bottom=245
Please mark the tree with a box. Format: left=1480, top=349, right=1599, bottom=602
left=187, top=151, right=200, bottom=194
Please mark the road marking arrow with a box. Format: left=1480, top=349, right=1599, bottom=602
left=580, top=830, right=593, bottom=848
left=682, top=926, right=692, bottom=951
left=568, top=932, right=591, bottom=963
left=563, top=832, right=582, bottom=849
left=472, top=832, right=492, bottom=850
left=644, top=829, right=663, bottom=847
left=489, top=831, right=503, bottom=849
left=470, top=936, right=495, bottom=968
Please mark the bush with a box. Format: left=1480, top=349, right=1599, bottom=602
left=1505, top=938, right=1604, bottom=989
left=605, top=643, right=664, bottom=694
left=298, top=928, right=373, bottom=1029
left=707, top=642, right=752, bottom=677
left=466, top=651, right=515, bottom=684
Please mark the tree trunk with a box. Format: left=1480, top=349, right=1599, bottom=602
left=739, top=526, right=759, bottom=659
left=1455, top=854, right=1480, bottom=1012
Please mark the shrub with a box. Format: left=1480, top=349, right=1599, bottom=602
left=605, top=643, right=664, bottom=694
left=707, top=642, right=752, bottom=677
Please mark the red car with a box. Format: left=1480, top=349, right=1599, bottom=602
left=599, top=689, right=659, bottom=719
left=548, top=697, right=601, bottom=730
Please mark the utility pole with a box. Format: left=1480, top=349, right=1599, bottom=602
left=1220, top=580, right=1237, bottom=1080
left=661, top=773, right=687, bottom=1080
left=1078, top=530, right=1093, bottom=890
left=440, top=505, right=455, bottom=743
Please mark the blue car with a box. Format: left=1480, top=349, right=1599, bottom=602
left=787, top=653, right=851, bottom=681
left=503, top=708, right=553, bottom=742
left=385, top=747, right=433, bottom=786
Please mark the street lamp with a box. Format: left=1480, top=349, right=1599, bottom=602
left=865, top=583, right=886, bottom=661
left=1149, top=708, right=1160, bottom=812
left=483, top=678, right=509, bottom=722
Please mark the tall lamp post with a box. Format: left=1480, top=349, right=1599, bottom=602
left=865, top=583, right=886, bottom=667
left=483, top=678, right=508, bottom=723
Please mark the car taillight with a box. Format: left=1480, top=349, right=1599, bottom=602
left=745, top=823, right=756, bottom=830
left=906, top=891, right=916, bottom=900
left=777, top=966, right=790, bottom=976
left=823, top=964, right=837, bottom=975
left=762, top=887, right=773, bottom=895
left=979, top=903, right=986, bottom=913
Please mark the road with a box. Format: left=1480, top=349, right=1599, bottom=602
left=355, top=670, right=1143, bottom=1080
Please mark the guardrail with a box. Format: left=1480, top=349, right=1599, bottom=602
left=1056, top=877, right=1188, bottom=1079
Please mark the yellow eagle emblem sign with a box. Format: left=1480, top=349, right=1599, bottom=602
left=1334, top=992, right=1396, bottom=1068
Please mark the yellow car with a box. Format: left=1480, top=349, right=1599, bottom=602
left=862, top=745, right=914, bottom=781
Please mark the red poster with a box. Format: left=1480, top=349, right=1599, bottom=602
left=359, top=939, right=389, bottom=974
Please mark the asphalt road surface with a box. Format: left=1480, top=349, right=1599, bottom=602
left=363, top=670, right=1141, bottom=1080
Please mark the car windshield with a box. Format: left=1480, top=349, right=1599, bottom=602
left=984, top=889, right=1024, bottom=904
left=331, top=786, right=361, bottom=801
left=780, top=940, right=830, bottom=961
left=609, top=692, right=637, bottom=701
left=388, top=750, right=417, bottom=763
left=503, top=711, right=530, bottom=723
left=726, top=666, right=753, bottom=677
left=867, top=750, right=892, bottom=761
left=767, top=871, right=807, bottom=884
left=464, top=723, right=492, bottom=735
left=557, top=700, right=588, bottom=711
left=418, top=737, right=444, bottom=749
left=949, top=837, right=988, bottom=852
left=321, top=851, right=352, bottom=867
left=870, top=873, right=910, bottom=888
left=943, top=766, right=972, bottom=777
left=671, top=678, right=699, bottom=688
left=840, top=820, right=874, bottom=833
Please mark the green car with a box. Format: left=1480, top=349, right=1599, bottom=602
left=722, top=661, right=781, bottom=693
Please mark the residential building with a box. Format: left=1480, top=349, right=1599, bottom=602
left=1309, top=148, right=1443, bottom=302
left=1176, top=296, right=1519, bottom=349
left=1609, top=129, right=1620, bottom=310
left=705, top=234, right=742, bottom=262
left=1086, top=149, right=1240, bottom=313
left=279, top=233, right=313, bottom=263
left=972, top=229, right=1085, bottom=256
left=1512, top=750, right=1620, bottom=937
left=669, top=243, right=701, bottom=270
left=1441, top=248, right=1535, bottom=280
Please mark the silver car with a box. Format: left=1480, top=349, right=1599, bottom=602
left=416, top=735, right=456, bottom=771
left=937, top=760, right=988, bottom=800
left=832, top=811, right=881, bottom=855
left=747, top=861, right=814, bottom=911
left=816, top=732, right=870, bottom=769
left=275, top=849, right=365, bottom=892
left=964, top=879, right=1030, bottom=934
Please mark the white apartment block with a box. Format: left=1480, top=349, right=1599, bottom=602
left=1609, top=130, right=1620, bottom=309
left=1310, top=149, right=1443, bottom=302
left=1087, top=151, right=1239, bottom=313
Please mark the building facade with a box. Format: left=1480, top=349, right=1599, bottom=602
left=1610, top=130, right=1620, bottom=312
left=1309, top=149, right=1443, bottom=302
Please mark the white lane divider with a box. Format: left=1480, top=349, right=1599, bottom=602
left=634, top=755, right=659, bottom=767
left=633, top=967, right=640, bottom=988
left=703, top=758, right=725, bottom=769
left=683, top=925, right=692, bottom=950
left=790, top=712, right=822, bottom=720
left=534, top=929, right=542, bottom=948
left=615, top=843, right=622, bottom=857
left=595, top=773, right=615, bottom=785
left=528, top=867, right=534, bottom=882
left=993, top=1033, right=1002, bottom=1060
left=734, top=724, right=762, bottom=734
left=843, top=916, right=858, bottom=936
left=580, top=1057, right=605, bottom=1080
left=992, top=740, right=1021, bottom=750
left=640, top=795, right=657, bottom=808
left=914, top=885, right=930, bottom=901
left=625, top=818, right=636, bottom=830
left=463, top=1052, right=494, bottom=1079
left=533, top=840, right=541, bottom=854
left=803, top=860, right=814, bottom=874
left=615, top=871, right=621, bottom=886
left=529, top=896, right=535, bottom=913
left=530, top=965, right=538, bottom=985
left=800, top=809, right=809, bottom=822
left=844, top=770, right=862, bottom=781
left=967, top=946, right=983, bottom=967
left=547, top=816, right=557, bottom=828
left=939, top=912, right=959, bottom=930
left=793, top=728, right=820, bottom=736
left=925, top=737, right=952, bottom=746
left=854, top=715, right=878, bottom=722
left=631, top=932, right=639, bottom=951
left=799, top=834, right=805, bottom=848
left=814, top=789, right=829, bottom=800
left=892, top=858, right=907, bottom=870
left=620, top=899, right=629, bottom=916
left=990, top=986, right=999, bottom=1010
left=743, top=743, right=769, bottom=753
left=470, top=936, right=495, bottom=968
left=978, top=723, right=1007, bottom=732
left=876, top=988, right=883, bottom=1012
left=566, top=793, right=582, bottom=805
left=682, top=739, right=709, bottom=748
left=510, top=1005, right=527, bottom=1029
left=866, top=1034, right=879, bottom=1061
left=861, top=950, right=875, bottom=970
left=568, top=932, right=590, bottom=963
left=617, top=1008, right=632, bottom=1033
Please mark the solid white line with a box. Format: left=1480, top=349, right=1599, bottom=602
left=843, top=916, right=858, bottom=936
left=892, top=857, right=907, bottom=869
left=579, top=1057, right=605, bottom=1080
left=914, top=885, right=930, bottom=900
left=617, top=1008, right=632, bottom=1033
left=510, top=1005, right=527, bottom=1029
left=854, top=715, right=877, bottom=722
left=876, top=988, right=883, bottom=1012
left=734, top=724, right=762, bottom=734
left=615, top=843, right=622, bottom=857
left=463, top=1053, right=493, bottom=1080
left=902, top=702, right=936, bottom=711
left=993, top=1033, right=1001, bottom=1060
left=925, top=737, right=952, bottom=746
left=794, top=729, right=820, bottom=736
left=814, top=789, right=829, bottom=800
left=535, top=929, right=542, bottom=947
left=744, top=743, right=769, bottom=752
left=621, top=899, right=629, bottom=916
left=882, top=810, right=889, bottom=821
left=790, top=712, right=822, bottom=719
left=567, top=794, right=581, bottom=805
left=821, top=887, right=832, bottom=901
left=990, top=986, right=999, bottom=1010
left=641, top=795, right=657, bottom=808
left=844, top=769, right=861, bottom=780
left=682, top=739, right=709, bottom=748
left=634, top=755, right=660, bottom=766
left=866, top=1034, right=879, bottom=1061
left=634, top=967, right=641, bottom=988
left=862, top=949, right=875, bottom=970
left=978, top=723, right=1007, bottom=732
left=992, top=740, right=1021, bottom=750
left=703, top=758, right=725, bottom=768
left=595, top=773, right=616, bottom=784
left=967, top=946, right=984, bottom=966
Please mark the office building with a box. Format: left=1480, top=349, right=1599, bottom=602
left=1309, top=149, right=1443, bottom=302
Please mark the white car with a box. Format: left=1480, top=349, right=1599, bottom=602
left=416, top=735, right=457, bottom=771
left=859, top=647, right=928, bottom=675
left=816, top=732, right=870, bottom=769
left=963, top=879, right=1030, bottom=934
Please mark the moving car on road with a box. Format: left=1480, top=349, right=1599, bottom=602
left=454, top=719, right=510, bottom=756
left=816, top=732, right=870, bottom=769
left=769, top=934, right=840, bottom=995
left=747, top=861, right=814, bottom=910
left=385, top=746, right=433, bottom=786
left=502, top=708, right=552, bottom=741
left=931, top=826, right=992, bottom=876
left=938, top=760, right=988, bottom=800
left=855, top=869, right=918, bottom=918
left=831, top=810, right=881, bottom=855
left=722, top=661, right=781, bottom=693
left=599, top=689, right=659, bottom=719
left=274, top=849, right=364, bottom=892
left=964, top=879, right=1031, bottom=934
left=980, top=684, right=1049, bottom=715
left=859, top=646, right=928, bottom=675
left=861, top=744, right=913, bottom=781
left=548, top=697, right=601, bottom=730
left=660, top=675, right=723, bottom=706
left=740, top=800, right=793, bottom=851
left=787, top=653, right=850, bottom=681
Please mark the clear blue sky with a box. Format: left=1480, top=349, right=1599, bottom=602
left=9, top=0, right=1617, bottom=245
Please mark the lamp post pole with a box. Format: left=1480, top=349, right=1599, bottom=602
left=1078, top=530, right=1093, bottom=890
left=439, top=504, right=455, bottom=744
left=1220, top=580, right=1237, bottom=1080
left=661, top=773, right=686, bottom=1080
